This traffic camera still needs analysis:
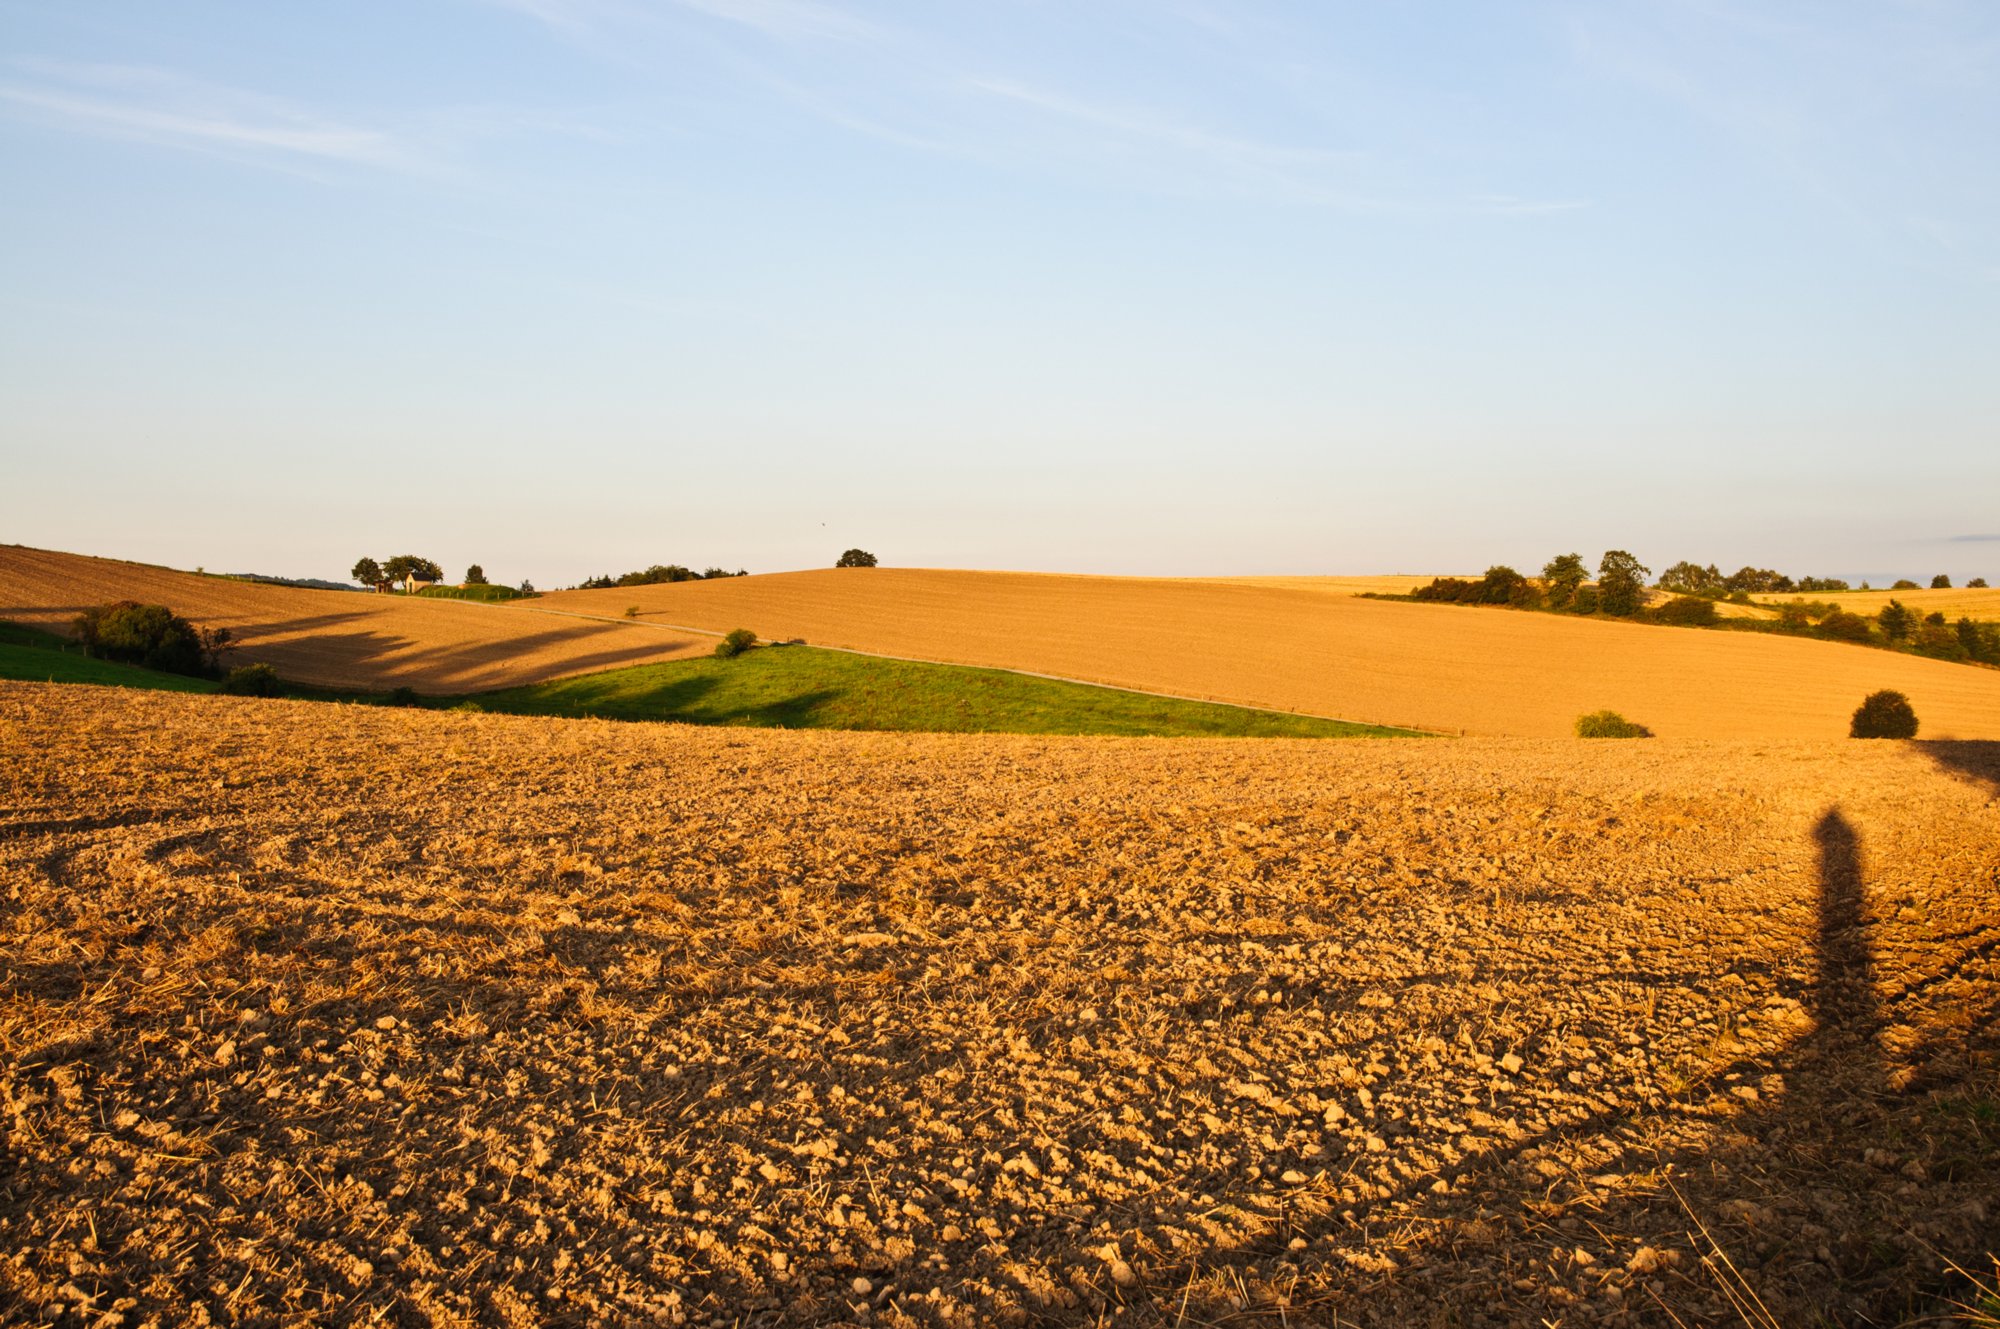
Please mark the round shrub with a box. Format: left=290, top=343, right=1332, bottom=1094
left=713, top=628, right=758, bottom=659
left=836, top=549, right=878, bottom=568
left=1575, top=710, right=1653, bottom=738
left=1654, top=595, right=1718, bottom=627
left=1850, top=690, right=1918, bottom=739
left=73, top=601, right=206, bottom=676
left=1815, top=610, right=1873, bottom=643
left=219, top=663, right=282, bottom=697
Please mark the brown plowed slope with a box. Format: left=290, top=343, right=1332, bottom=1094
left=541, top=568, right=2000, bottom=738
left=0, top=545, right=708, bottom=691
left=3, top=683, right=1995, bottom=1326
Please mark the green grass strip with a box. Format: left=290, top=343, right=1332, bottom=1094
left=462, top=644, right=1420, bottom=737
left=0, top=621, right=216, bottom=693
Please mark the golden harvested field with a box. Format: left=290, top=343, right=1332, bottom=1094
left=2, top=684, right=1995, bottom=1326
left=1194, top=575, right=1455, bottom=597
left=540, top=569, right=2000, bottom=739
left=0, top=546, right=709, bottom=692
left=1753, top=585, right=2000, bottom=622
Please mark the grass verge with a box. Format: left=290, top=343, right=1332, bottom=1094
left=461, top=644, right=1420, bottom=737
left=0, top=621, right=216, bottom=693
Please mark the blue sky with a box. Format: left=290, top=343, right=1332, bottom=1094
left=2, top=1, right=1996, bottom=585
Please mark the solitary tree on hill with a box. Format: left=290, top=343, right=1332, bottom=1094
left=1597, top=550, right=1651, bottom=617
left=351, top=556, right=384, bottom=591
left=1931, top=574, right=1952, bottom=589
left=465, top=564, right=488, bottom=585
left=836, top=549, right=878, bottom=568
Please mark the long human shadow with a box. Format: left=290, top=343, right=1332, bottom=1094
left=1162, top=800, right=2000, bottom=1328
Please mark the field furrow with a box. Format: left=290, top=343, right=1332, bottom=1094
left=3, top=683, right=1995, bottom=1326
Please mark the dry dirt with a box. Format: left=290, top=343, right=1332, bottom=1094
left=0, top=546, right=709, bottom=693
left=4, top=682, right=1996, bottom=1327
left=538, top=569, right=2000, bottom=739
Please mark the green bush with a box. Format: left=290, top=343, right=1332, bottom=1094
left=73, top=601, right=207, bottom=676
left=1597, top=551, right=1651, bottom=617
left=1877, top=599, right=1915, bottom=641
left=1653, top=595, right=1718, bottom=627
left=836, top=549, right=878, bottom=568
left=219, top=663, right=282, bottom=697
left=1931, top=574, right=1952, bottom=589
left=713, top=628, right=758, bottom=659
left=1575, top=710, right=1653, bottom=738
left=1969, top=578, right=1989, bottom=589
left=1891, top=579, right=1920, bottom=591
left=1913, top=622, right=1968, bottom=662
left=1850, top=690, right=1918, bottom=739
left=1816, top=610, right=1873, bottom=643
left=416, top=583, right=529, bottom=602
left=1570, top=586, right=1600, bottom=615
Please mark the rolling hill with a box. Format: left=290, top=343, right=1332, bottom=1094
left=0, top=545, right=709, bottom=692
left=539, top=568, right=2000, bottom=739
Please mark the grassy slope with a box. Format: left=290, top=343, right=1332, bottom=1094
left=0, top=622, right=215, bottom=693
left=465, top=645, right=1418, bottom=737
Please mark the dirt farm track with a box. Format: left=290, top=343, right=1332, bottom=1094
left=3, top=683, right=1996, bottom=1326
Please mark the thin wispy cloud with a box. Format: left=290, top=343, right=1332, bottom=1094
left=489, top=0, right=878, bottom=44
left=0, top=60, right=411, bottom=170
left=964, top=76, right=1355, bottom=174
left=1949, top=534, right=2000, bottom=543
left=1468, top=193, right=1592, bottom=217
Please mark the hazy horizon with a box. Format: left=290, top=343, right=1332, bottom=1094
left=3, top=2, right=1997, bottom=587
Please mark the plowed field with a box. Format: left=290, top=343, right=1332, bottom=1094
left=3, top=684, right=1996, bottom=1326
left=540, top=569, right=2000, bottom=739
left=0, top=546, right=708, bottom=692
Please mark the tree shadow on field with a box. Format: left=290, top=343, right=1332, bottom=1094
left=1917, top=739, right=2000, bottom=799
left=225, top=613, right=691, bottom=693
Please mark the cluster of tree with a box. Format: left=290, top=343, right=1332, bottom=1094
left=1767, top=597, right=2000, bottom=663
left=1655, top=562, right=1863, bottom=596
left=352, top=554, right=444, bottom=592
left=575, top=564, right=747, bottom=590
left=1412, top=551, right=1650, bottom=617
left=1659, top=564, right=1989, bottom=597
left=72, top=601, right=234, bottom=678
left=1875, top=600, right=2000, bottom=663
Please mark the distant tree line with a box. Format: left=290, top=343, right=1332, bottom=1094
left=575, top=564, right=748, bottom=590
left=1401, top=550, right=1998, bottom=666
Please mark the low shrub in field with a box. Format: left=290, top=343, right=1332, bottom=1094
left=1850, top=690, right=1918, bottom=739
left=1816, top=610, right=1873, bottom=644
left=73, top=601, right=206, bottom=676
left=387, top=686, right=421, bottom=708
left=219, top=663, right=282, bottom=697
left=1575, top=710, right=1653, bottom=738
left=714, top=628, right=757, bottom=659
left=1653, top=595, right=1718, bottom=627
